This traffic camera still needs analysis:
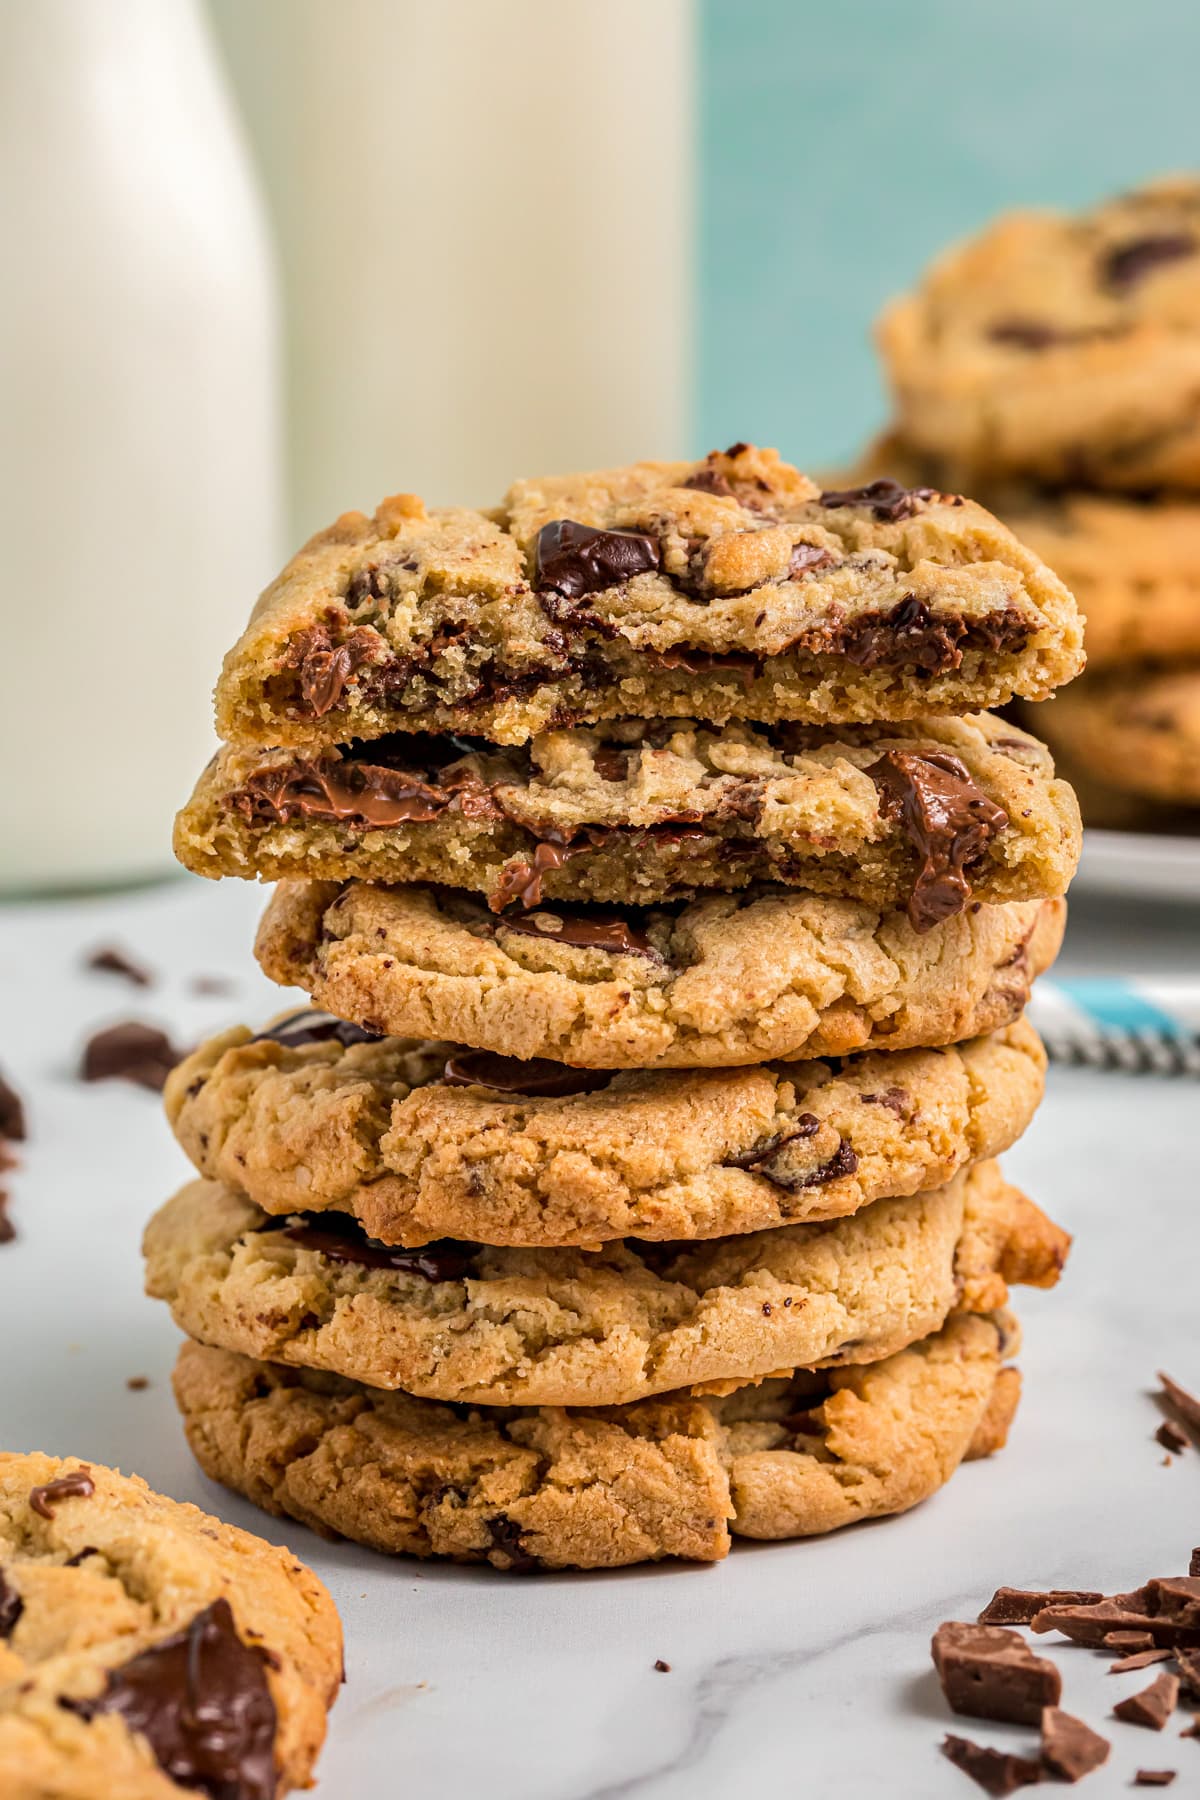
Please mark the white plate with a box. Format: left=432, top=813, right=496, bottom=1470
left=1075, top=826, right=1200, bottom=901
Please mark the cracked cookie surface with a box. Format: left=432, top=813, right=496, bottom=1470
left=175, top=711, right=1081, bottom=931
left=255, top=880, right=1064, bottom=1068
left=211, top=444, right=1082, bottom=749
left=0, top=1452, right=341, bottom=1800
left=143, top=1159, right=1064, bottom=1408
left=879, top=177, right=1200, bottom=490
left=164, top=1014, right=1046, bottom=1249
left=172, top=1311, right=1016, bottom=1570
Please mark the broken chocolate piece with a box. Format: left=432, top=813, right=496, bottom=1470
left=1133, top=1774, right=1176, bottom=1789
left=932, top=1620, right=1061, bottom=1726
left=1158, top=1373, right=1200, bottom=1446
left=272, top=1214, right=477, bottom=1281
left=249, top=1012, right=381, bottom=1052
left=941, top=1734, right=1042, bottom=1796
left=868, top=748, right=1008, bottom=933
left=1040, top=1706, right=1110, bottom=1780
left=86, top=945, right=153, bottom=987
left=818, top=478, right=937, bottom=522
left=1158, top=1420, right=1189, bottom=1454
left=979, top=1588, right=1104, bottom=1626
left=81, top=1023, right=186, bottom=1093
left=286, top=623, right=378, bottom=718
left=1106, top=1631, right=1157, bottom=1653
left=0, top=1070, right=26, bottom=1142
left=653, top=1658, right=671, bottom=1672
left=485, top=1514, right=541, bottom=1573
left=60, top=1596, right=278, bottom=1800
left=497, top=904, right=656, bottom=957
left=442, top=1050, right=611, bottom=1098
left=1103, top=233, right=1195, bottom=291
left=0, top=1570, right=23, bottom=1639
left=491, top=839, right=576, bottom=911
left=1114, top=1670, right=1180, bottom=1730
left=1111, top=1649, right=1174, bottom=1674
left=534, top=520, right=660, bottom=599
left=29, top=1469, right=95, bottom=1519
left=0, top=1193, right=14, bottom=1247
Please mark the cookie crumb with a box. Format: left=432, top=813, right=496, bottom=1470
left=86, top=945, right=153, bottom=987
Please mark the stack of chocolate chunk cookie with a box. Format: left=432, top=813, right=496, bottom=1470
left=872, top=176, right=1200, bottom=824
left=155, top=442, right=1084, bottom=1571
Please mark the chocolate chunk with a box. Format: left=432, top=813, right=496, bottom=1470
left=1145, top=1577, right=1200, bottom=1625
left=681, top=467, right=734, bottom=498
left=1040, top=1706, right=1110, bottom=1780
left=63, top=1546, right=100, bottom=1568
left=126, top=1376, right=151, bottom=1392
left=492, top=839, right=576, bottom=911
left=272, top=1213, right=477, bottom=1281
left=498, top=904, right=655, bottom=957
left=818, top=478, right=936, bottom=522
left=1114, top=1671, right=1180, bottom=1729
left=1158, top=1420, right=1189, bottom=1454
left=941, top=1734, right=1042, bottom=1796
left=653, top=1658, right=671, bottom=1672
left=860, top=1087, right=909, bottom=1118
left=1158, top=1373, right=1200, bottom=1445
left=592, top=748, right=632, bottom=783
left=81, top=1023, right=186, bottom=1093
left=1175, top=1645, right=1200, bottom=1696
left=250, top=1012, right=382, bottom=1051
left=1134, top=1774, right=1176, bottom=1788
left=788, top=541, right=835, bottom=578
left=1106, top=1631, right=1157, bottom=1653
left=60, top=1597, right=277, bottom=1800
left=979, top=1588, right=1104, bottom=1627
left=0, top=1070, right=26, bottom=1142
left=1031, top=1600, right=1182, bottom=1649
left=989, top=318, right=1070, bottom=350
left=287, top=623, right=377, bottom=717
left=0, top=1570, right=23, bottom=1639
left=1103, top=233, right=1195, bottom=291
left=868, top=748, right=1008, bottom=932
left=534, top=520, right=661, bottom=600
left=442, top=1050, right=610, bottom=1099
left=29, top=1469, right=95, bottom=1519
left=486, top=1514, right=540, bottom=1573
left=932, top=1620, right=1061, bottom=1725
left=1111, top=1649, right=1174, bottom=1674
left=1191, top=1549, right=1200, bottom=1578
left=86, top=945, right=152, bottom=987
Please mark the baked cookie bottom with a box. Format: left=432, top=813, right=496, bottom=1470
left=174, top=712, right=1082, bottom=932
left=0, top=1452, right=341, bottom=1799
left=143, top=1158, right=1067, bottom=1409
left=165, top=1015, right=1047, bottom=1248
left=254, top=881, right=1065, bottom=1070
left=172, top=1310, right=1018, bottom=1571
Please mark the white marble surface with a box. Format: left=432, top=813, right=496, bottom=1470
left=1, top=876, right=1198, bottom=1797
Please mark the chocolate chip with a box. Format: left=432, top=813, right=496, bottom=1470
left=63, top=1546, right=100, bottom=1568
left=817, top=478, right=937, bottom=522
left=1158, top=1372, right=1200, bottom=1446
left=534, top=520, right=661, bottom=599
left=486, top=1515, right=540, bottom=1573
left=287, top=623, right=377, bottom=717
left=860, top=1087, right=909, bottom=1118
left=1040, top=1706, right=1111, bottom=1780
left=681, top=467, right=734, bottom=497
left=1113, top=1671, right=1180, bottom=1729
left=266, top=1213, right=477, bottom=1281
left=249, top=1012, right=382, bottom=1051
left=498, top=904, right=656, bottom=957
left=941, top=1733, right=1042, bottom=1796
left=0, top=1570, right=23, bottom=1639
left=85, top=945, right=153, bottom=987
left=80, top=1023, right=186, bottom=1093
left=0, top=1070, right=26, bottom=1142
left=653, top=1658, right=671, bottom=1672
left=988, top=318, right=1070, bottom=349
left=60, top=1597, right=278, bottom=1800
left=932, top=1620, right=1061, bottom=1726
left=29, top=1469, right=95, bottom=1519
left=1103, top=233, right=1195, bottom=291
left=868, top=748, right=1008, bottom=933
left=442, top=1050, right=610, bottom=1099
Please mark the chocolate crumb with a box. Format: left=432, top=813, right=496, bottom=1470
left=1114, top=1670, right=1180, bottom=1730
left=932, top=1620, right=1060, bottom=1725
left=126, top=1376, right=150, bottom=1392
left=0, top=1070, right=26, bottom=1142
left=653, top=1659, right=671, bottom=1673
left=980, top=1588, right=1103, bottom=1626
left=941, top=1733, right=1041, bottom=1795
left=81, top=1022, right=187, bottom=1093
left=86, top=945, right=153, bottom=987
left=1158, top=1420, right=1189, bottom=1455
left=1040, top=1706, right=1110, bottom=1780
left=1134, top=1774, right=1176, bottom=1788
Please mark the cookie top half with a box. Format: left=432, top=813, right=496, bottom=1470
left=879, top=177, right=1200, bottom=490
left=211, top=445, right=1082, bottom=749
left=0, top=1453, right=341, bottom=1800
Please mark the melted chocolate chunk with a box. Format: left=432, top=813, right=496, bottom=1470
left=286, top=623, right=377, bottom=718
left=486, top=1514, right=541, bottom=1573
left=497, top=904, right=655, bottom=957
left=592, top=747, right=632, bottom=783
left=80, top=1023, right=187, bottom=1093
left=1040, top=1709, right=1110, bottom=1781
left=860, top=1087, right=909, bottom=1118
left=726, top=1117, right=859, bottom=1192
left=817, top=478, right=937, bottom=522
left=0, top=1070, right=26, bottom=1141
left=788, top=541, right=835, bottom=577
left=724, top=1114, right=820, bottom=1174
left=272, top=1213, right=477, bottom=1281
left=491, top=839, right=578, bottom=911
left=645, top=646, right=759, bottom=686
left=232, top=734, right=518, bottom=833
left=0, top=1569, right=23, bottom=1639
left=681, top=467, right=735, bottom=497
left=86, top=945, right=153, bottom=987
left=867, top=748, right=1008, bottom=932
left=932, top=1620, right=1061, bottom=1726
left=534, top=520, right=661, bottom=599
left=1103, top=232, right=1196, bottom=291
left=250, top=1012, right=382, bottom=1051
left=941, top=1734, right=1042, bottom=1796
left=60, top=1597, right=278, bottom=1800
left=29, top=1469, right=95, bottom=1519
left=442, top=1050, right=610, bottom=1098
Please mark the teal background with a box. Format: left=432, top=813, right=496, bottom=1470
left=698, top=0, right=1200, bottom=469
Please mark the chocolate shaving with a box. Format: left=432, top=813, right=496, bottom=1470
left=85, top=945, right=153, bottom=987
left=1175, top=1645, right=1200, bottom=1696
left=941, top=1734, right=1042, bottom=1796
left=1040, top=1706, right=1110, bottom=1780
left=0, top=1570, right=23, bottom=1639
left=0, top=1070, right=26, bottom=1142
left=932, top=1621, right=1061, bottom=1726
left=59, top=1596, right=278, bottom=1800
left=442, top=1050, right=610, bottom=1099
left=868, top=748, right=1008, bottom=933
left=29, top=1469, right=95, bottom=1519
left=80, top=1023, right=186, bottom=1093
left=1106, top=1630, right=1157, bottom=1653
left=1114, top=1670, right=1180, bottom=1730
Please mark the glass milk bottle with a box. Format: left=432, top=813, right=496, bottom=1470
left=0, top=0, right=282, bottom=890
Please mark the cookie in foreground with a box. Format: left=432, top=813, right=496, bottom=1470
left=172, top=1311, right=1019, bottom=1570
left=211, top=444, right=1083, bottom=749
left=0, top=1451, right=341, bottom=1799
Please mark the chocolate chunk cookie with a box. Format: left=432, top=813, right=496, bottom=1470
left=211, top=445, right=1082, bottom=749
left=175, top=712, right=1081, bottom=931
left=1034, top=665, right=1200, bottom=806
left=164, top=1014, right=1047, bottom=1248
left=143, top=1158, right=1065, bottom=1408
left=0, top=1452, right=341, bottom=1799
left=172, top=1310, right=1016, bottom=1569
left=879, top=177, right=1200, bottom=491
left=254, top=881, right=1064, bottom=1069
